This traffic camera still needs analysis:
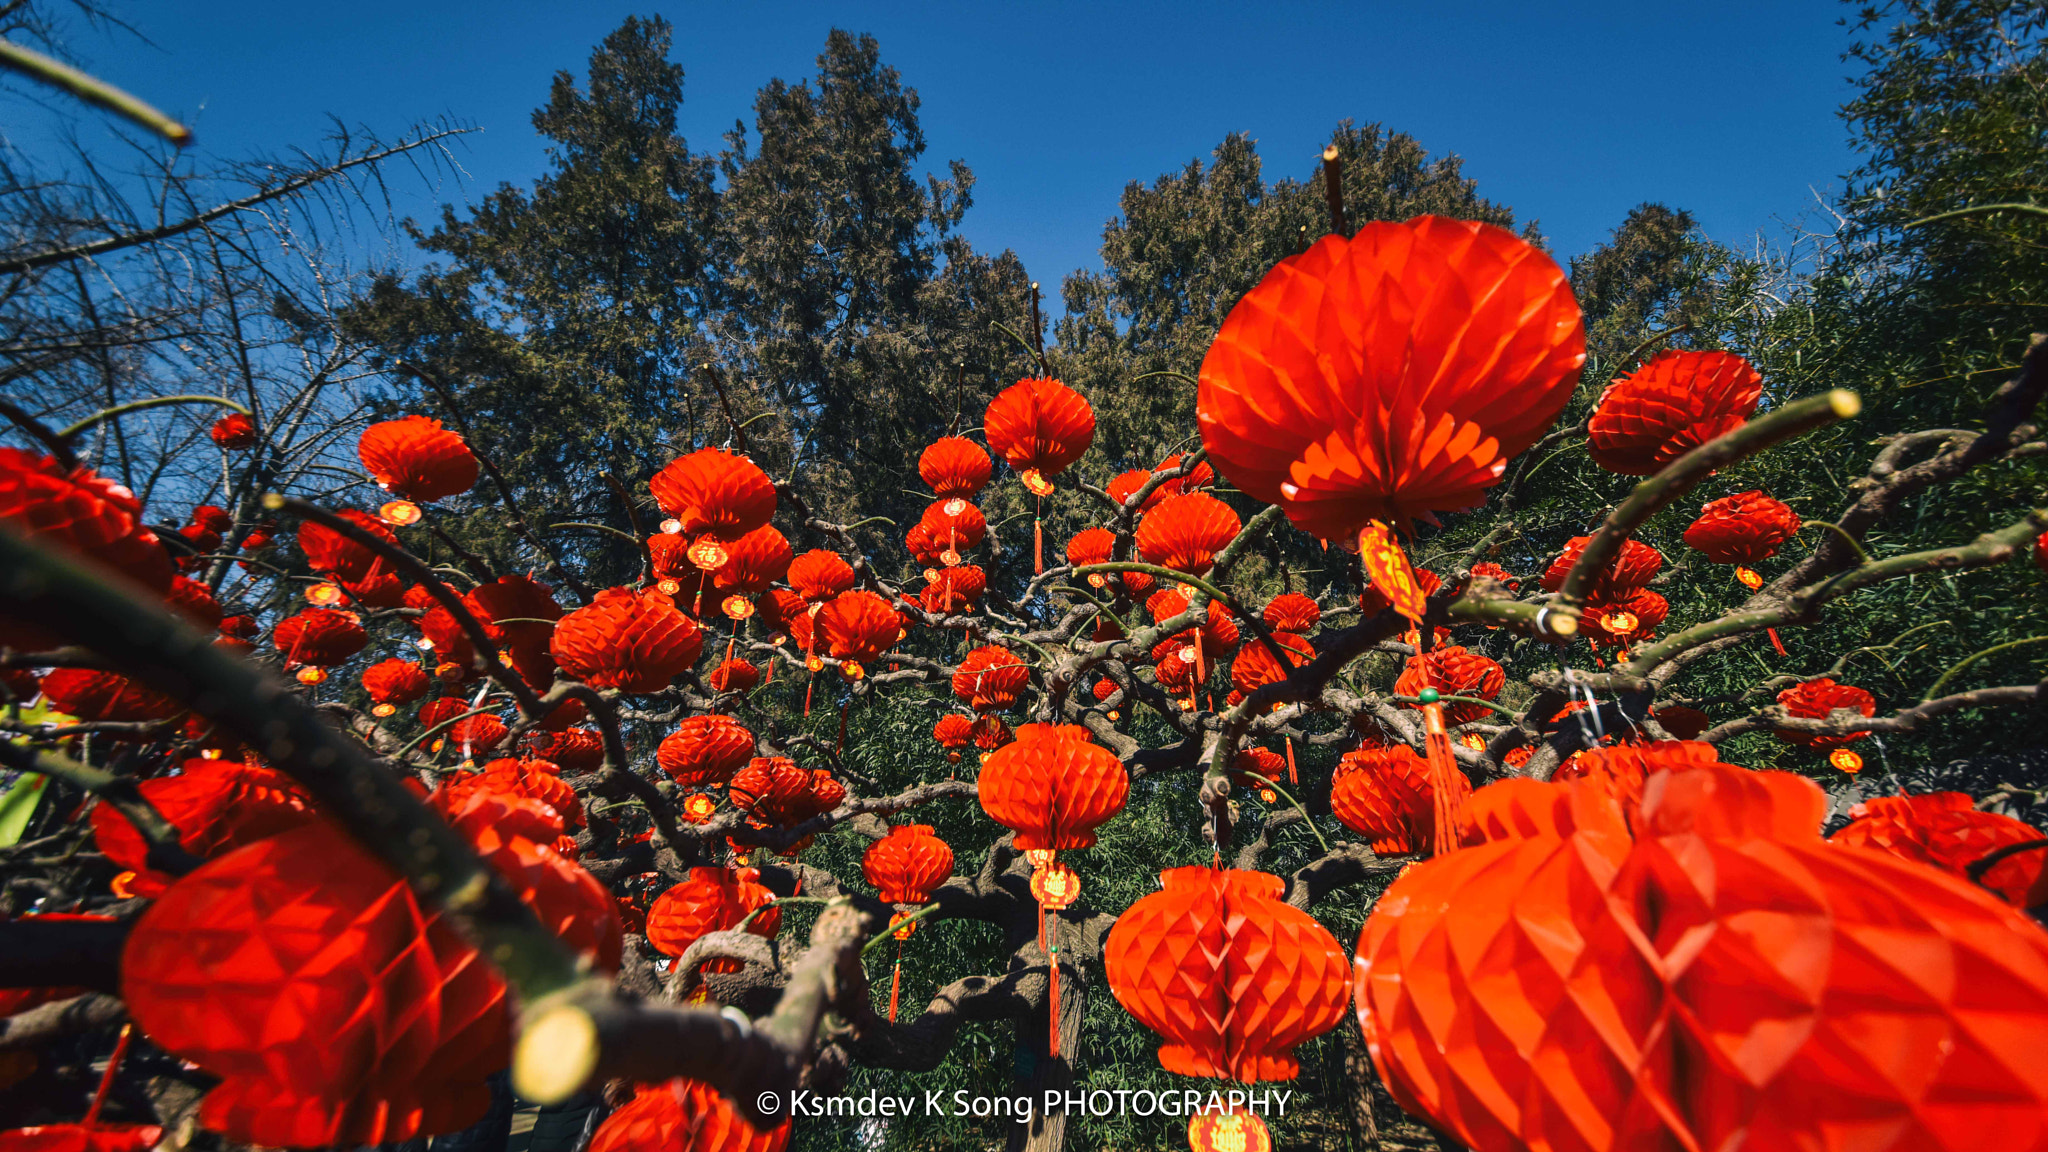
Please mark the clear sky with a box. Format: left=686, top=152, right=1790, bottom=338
left=10, top=0, right=1863, bottom=287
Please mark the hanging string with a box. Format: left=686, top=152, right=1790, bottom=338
left=1284, top=735, right=1298, bottom=786
left=84, top=1024, right=134, bottom=1128
left=1767, top=627, right=1788, bottom=656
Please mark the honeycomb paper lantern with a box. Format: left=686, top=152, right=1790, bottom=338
left=1355, top=761, right=2048, bottom=1152
left=952, top=644, right=1030, bottom=712
left=1774, top=677, right=1876, bottom=747
left=645, top=866, right=781, bottom=969
left=0, top=449, right=174, bottom=608
left=1393, top=646, right=1505, bottom=724
left=647, top=448, right=777, bottom=545
left=90, top=759, right=316, bottom=897
left=983, top=377, right=1095, bottom=492
left=357, top=416, right=479, bottom=502
left=918, top=436, right=992, bottom=500
left=1540, top=536, right=1664, bottom=601
left=727, top=757, right=845, bottom=828
left=1586, top=349, right=1762, bottom=475
left=1104, top=866, right=1350, bottom=1080
left=863, top=824, right=955, bottom=904
left=550, top=586, right=704, bottom=693
left=977, top=724, right=1129, bottom=851
left=657, top=715, right=756, bottom=787
left=1329, top=744, right=1468, bottom=855
left=1134, top=491, right=1241, bottom=576
left=1833, top=791, right=2048, bottom=910
left=588, top=1079, right=789, bottom=1152
left=786, top=549, right=856, bottom=604
left=1262, top=592, right=1321, bottom=634
left=1682, top=490, right=1802, bottom=565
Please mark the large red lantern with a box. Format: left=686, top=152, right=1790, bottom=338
left=1393, top=646, right=1504, bottom=723
left=1834, top=792, right=2048, bottom=909
left=1774, top=676, right=1876, bottom=747
left=1230, top=631, right=1313, bottom=697
left=1104, top=866, right=1349, bottom=1080
left=645, top=866, right=781, bottom=969
left=711, top=524, right=793, bottom=601
left=648, top=448, right=777, bottom=568
left=1134, top=492, right=1241, bottom=577
left=918, top=436, right=992, bottom=499
left=916, top=498, right=987, bottom=563
left=920, top=563, right=986, bottom=614
left=121, top=793, right=619, bottom=1148
left=357, top=415, right=479, bottom=503
left=1683, top=489, right=1802, bottom=565
left=1196, top=217, right=1583, bottom=543
left=90, top=759, right=316, bottom=897
left=272, top=607, right=369, bottom=671
left=953, top=644, right=1030, bottom=711
left=550, top=586, right=704, bottom=693
left=465, top=574, right=563, bottom=687
left=1328, top=744, right=1467, bottom=855
left=816, top=590, right=900, bottom=677
left=0, top=449, right=173, bottom=610
left=977, top=724, right=1128, bottom=850
left=983, top=377, right=1095, bottom=495
left=863, top=824, right=954, bottom=905
left=1356, top=760, right=2048, bottom=1152
left=1587, top=349, right=1762, bottom=474
left=297, top=508, right=399, bottom=582
left=588, top=1079, right=789, bottom=1152
left=656, top=715, right=756, bottom=787
left=36, top=669, right=178, bottom=724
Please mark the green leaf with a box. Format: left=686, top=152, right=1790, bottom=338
left=0, top=772, right=49, bottom=847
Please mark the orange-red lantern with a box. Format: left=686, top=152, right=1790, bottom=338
left=1329, top=745, right=1467, bottom=854
left=1230, top=631, right=1314, bottom=697
left=648, top=448, right=777, bottom=567
left=210, top=411, right=257, bottom=450
left=645, top=866, right=781, bottom=969
left=953, top=644, right=1030, bottom=712
left=816, top=590, right=899, bottom=677
left=272, top=607, right=368, bottom=669
left=1774, top=676, right=1876, bottom=747
left=863, top=824, right=954, bottom=904
left=89, top=759, right=316, bottom=897
left=1393, top=646, right=1504, bottom=724
left=656, top=715, right=755, bottom=786
left=1586, top=349, right=1762, bottom=474
left=1356, top=760, right=2048, bottom=1152
left=1196, top=217, right=1583, bottom=542
left=550, top=586, right=704, bottom=693
left=786, top=548, right=856, bottom=604
left=1582, top=587, right=1668, bottom=648
left=121, top=793, right=619, bottom=1148
left=0, top=450, right=173, bottom=632
left=917, top=498, right=987, bottom=563
left=530, top=727, right=604, bottom=774
left=1539, top=535, right=1664, bottom=601
left=1683, top=489, right=1802, bottom=565
left=920, top=563, right=986, bottom=614
left=711, top=524, right=793, bottom=596
left=588, top=1078, right=789, bottom=1152
left=1188, top=1111, right=1271, bottom=1152
left=1261, top=591, right=1320, bottom=634
left=36, top=668, right=179, bottom=724
left=1134, top=492, right=1241, bottom=577
left=727, top=757, right=845, bottom=828
left=465, top=574, right=564, bottom=688
left=934, top=713, right=975, bottom=763
left=977, top=724, right=1128, bottom=850
left=358, top=415, right=479, bottom=503
left=708, top=658, right=760, bottom=694
left=983, top=377, right=1095, bottom=494
left=1834, top=791, right=2048, bottom=909
left=297, top=509, right=399, bottom=583
left=918, top=436, right=992, bottom=499
left=1105, top=866, right=1349, bottom=1079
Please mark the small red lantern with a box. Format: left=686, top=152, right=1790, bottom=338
left=953, top=644, right=1031, bottom=712
left=645, top=866, right=780, bottom=970
left=358, top=415, right=479, bottom=502
left=1587, top=349, right=1762, bottom=475
left=864, top=824, right=954, bottom=905
left=1134, top=491, right=1241, bottom=577
left=978, top=724, right=1129, bottom=850
left=588, top=1078, right=789, bottom=1152
left=1774, top=677, right=1876, bottom=747
left=1261, top=591, right=1320, bottom=634
left=647, top=448, right=777, bottom=559
left=1188, top=1110, right=1272, bottom=1152
left=918, top=436, right=993, bottom=499
left=787, top=549, right=856, bottom=603
left=209, top=411, right=257, bottom=450
left=983, top=377, right=1095, bottom=494
left=550, top=587, right=704, bottom=693
left=656, top=715, right=755, bottom=787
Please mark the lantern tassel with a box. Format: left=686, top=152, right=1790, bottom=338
left=803, top=674, right=814, bottom=718
left=1034, top=517, right=1044, bottom=576
left=1768, top=627, right=1787, bottom=656
left=84, top=1023, right=134, bottom=1128
left=1421, top=699, right=1463, bottom=856
left=1046, top=921, right=1061, bottom=1059
left=888, top=940, right=904, bottom=1024
left=1285, top=735, right=1298, bottom=785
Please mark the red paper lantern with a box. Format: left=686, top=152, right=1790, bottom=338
left=933, top=713, right=976, bottom=759
left=358, top=415, right=479, bottom=502
left=273, top=607, right=369, bottom=667
left=465, top=574, right=563, bottom=688
left=1587, top=349, right=1763, bottom=475
left=711, top=524, right=793, bottom=597
left=1230, top=631, right=1314, bottom=697
left=1197, top=217, right=1583, bottom=540
left=1066, top=526, right=1114, bottom=568
left=1261, top=592, right=1321, bottom=634
left=648, top=448, right=777, bottom=559
left=1104, top=866, right=1349, bottom=1079
left=1134, top=492, right=1241, bottom=576
left=983, top=377, right=1096, bottom=493
left=1393, top=646, right=1504, bottom=723
left=816, top=590, right=900, bottom=675
left=1329, top=745, right=1467, bottom=854
left=0, top=1126, right=166, bottom=1152
left=163, top=575, right=223, bottom=629
left=298, top=508, right=399, bottom=582
left=1357, top=760, right=2048, bottom=1152
left=1774, top=676, right=1876, bottom=747
left=864, top=824, right=955, bottom=904
left=645, top=866, right=781, bottom=967
left=122, top=794, right=619, bottom=1147
left=550, top=586, right=704, bottom=693
left=1582, top=587, right=1668, bottom=647
left=1834, top=792, right=2048, bottom=909
left=916, top=498, right=987, bottom=561
left=1106, top=454, right=1215, bottom=511
left=657, top=715, right=755, bottom=787
left=728, top=757, right=845, bottom=827
left=918, top=436, right=993, bottom=499
left=532, top=727, right=604, bottom=773
left=708, top=658, right=760, bottom=693
left=91, top=758, right=316, bottom=896
left=1539, top=535, right=1664, bottom=600
left=37, top=668, right=178, bottom=723
left=1230, top=746, right=1287, bottom=793
left=588, top=1078, right=789, bottom=1152
left=210, top=411, right=258, bottom=449
left=0, top=449, right=174, bottom=604
left=977, top=724, right=1129, bottom=850
left=446, top=713, right=509, bottom=757
left=953, top=645, right=1030, bottom=712
left=1145, top=590, right=1241, bottom=660
left=787, top=549, right=856, bottom=604
left=920, top=563, right=987, bottom=614
left=1683, top=488, right=1803, bottom=565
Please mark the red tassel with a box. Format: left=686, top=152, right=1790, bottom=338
left=1421, top=700, right=1463, bottom=857
left=1768, top=627, right=1788, bottom=656
left=1036, top=900, right=1046, bottom=953
left=1046, top=920, right=1061, bottom=1059
left=85, top=1023, right=133, bottom=1127
left=724, top=635, right=736, bottom=665
left=1034, top=517, right=1044, bottom=576
left=888, top=942, right=904, bottom=1023
left=1285, top=736, right=1298, bottom=785
left=803, top=674, right=814, bottom=718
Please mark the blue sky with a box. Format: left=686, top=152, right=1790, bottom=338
left=13, top=0, right=1862, bottom=286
